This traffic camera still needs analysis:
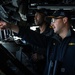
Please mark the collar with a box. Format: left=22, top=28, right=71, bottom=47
left=66, top=29, right=71, bottom=37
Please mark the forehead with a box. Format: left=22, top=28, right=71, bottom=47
left=35, top=12, right=44, bottom=16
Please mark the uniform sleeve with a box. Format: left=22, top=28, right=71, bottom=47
left=17, top=26, right=51, bottom=48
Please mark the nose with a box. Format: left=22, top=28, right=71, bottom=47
left=51, top=23, right=55, bottom=29
left=51, top=23, right=53, bottom=27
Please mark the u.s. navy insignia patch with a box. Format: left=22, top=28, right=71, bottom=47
left=69, top=43, right=75, bottom=45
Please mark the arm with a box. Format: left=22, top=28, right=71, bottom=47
left=0, top=21, right=19, bottom=33
left=18, top=26, right=50, bottom=48
left=0, top=21, right=50, bottom=48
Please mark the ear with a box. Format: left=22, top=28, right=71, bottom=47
left=63, top=17, right=68, bottom=24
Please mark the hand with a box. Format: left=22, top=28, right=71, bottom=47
left=31, top=53, right=38, bottom=61
left=0, top=21, right=9, bottom=29
left=31, top=53, right=44, bottom=62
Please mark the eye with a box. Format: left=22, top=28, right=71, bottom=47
left=51, top=18, right=56, bottom=23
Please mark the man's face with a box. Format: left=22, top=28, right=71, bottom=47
left=51, top=17, right=65, bottom=34
left=34, top=12, right=45, bottom=26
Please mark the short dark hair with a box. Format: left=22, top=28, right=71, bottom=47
left=34, top=8, right=48, bottom=16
